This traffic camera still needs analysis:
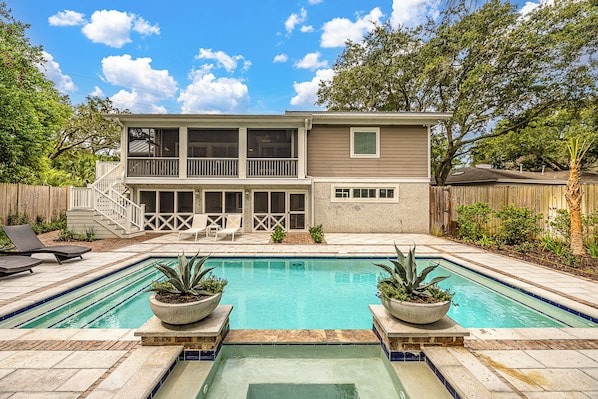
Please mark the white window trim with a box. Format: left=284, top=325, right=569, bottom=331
left=331, top=184, right=399, bottom=203
left=350, top=127, right=380, bottom=158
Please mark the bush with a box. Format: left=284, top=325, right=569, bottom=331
left=455, top=202, right=492, bottom=242
left=494, top=204, right=542, bottom=246
left=308, top=224, right=325, bottom=243
left=271, top=225, right=286, bottom=243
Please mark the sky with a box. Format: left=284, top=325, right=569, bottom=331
left=8, top=0, right=541, bottom=115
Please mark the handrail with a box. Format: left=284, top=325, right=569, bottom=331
left=69, top=162, right=145, bottom=234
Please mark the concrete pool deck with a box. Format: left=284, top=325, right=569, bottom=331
left=0, top=233, right=596, bottom=398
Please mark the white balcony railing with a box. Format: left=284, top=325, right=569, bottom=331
left=127, top=158, right=179, bottom=177
left=187, top=158, right=238, bottom=177
left=247, top=158, right=298, bottom=178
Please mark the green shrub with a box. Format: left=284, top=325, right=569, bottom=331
left=546, top=208, right=571, bottom=243
left=494, top=204, right=542, bottom=246
left=541, top=235, right=570, bottom=257
left=308, top=224, right=325, bottom=243
left=455, top=202, right=492, bottom=242
left=271, top=225, right=286, bottom=243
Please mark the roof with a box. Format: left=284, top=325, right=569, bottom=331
left=438, top=167, right=598, bottom=186
left=107, top=111, right=452, bottom=128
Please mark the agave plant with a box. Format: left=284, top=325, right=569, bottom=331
left=373, top=244, right=452, bottom=302
left=149, top=252, right=227, bottom=299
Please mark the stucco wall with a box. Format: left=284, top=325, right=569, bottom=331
left=312, top=182, right=429, bottom=233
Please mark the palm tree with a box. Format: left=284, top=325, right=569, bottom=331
left=565, top=138, right=591, bottom=256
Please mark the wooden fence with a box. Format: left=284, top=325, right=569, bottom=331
left=430, top=184, right=598, bottom=236
left=0, top=183, right=68, bottom=225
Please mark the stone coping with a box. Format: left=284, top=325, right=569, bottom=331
left=369, top=304, right=470, bottom=338
left=135, top=305, right=233, bottom=338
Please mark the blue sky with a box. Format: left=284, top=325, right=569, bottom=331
left=8, top=0, right=539, bottom=114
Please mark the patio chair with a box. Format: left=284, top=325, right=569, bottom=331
left=178, top=214, right=209, bottom=241
left=1, top=224, right=91, bottom=264
left=0, top=255, right=42, bottom=277
left=214, top=214, right=242, bottom=241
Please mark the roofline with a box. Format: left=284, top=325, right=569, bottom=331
left=106, top=111, right=452, bottom=127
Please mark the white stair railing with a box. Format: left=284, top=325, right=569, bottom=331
left=69, top=162, right=144, bottom=234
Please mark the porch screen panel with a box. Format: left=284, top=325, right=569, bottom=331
left=140, top=191, right=156, bottom=213
left=253, top=192, right=268, bottom=213
left=205, top=192, right=223, bottom=213
left=159, top=192, right=174, bottom=213
left=271, top=192, right=285, bottom=213
left=178, top=192, right=194, bottom=213
left=225, top=192, right=243, bottom=213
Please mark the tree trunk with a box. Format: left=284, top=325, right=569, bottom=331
left=565, top=158, right=585, bottom=256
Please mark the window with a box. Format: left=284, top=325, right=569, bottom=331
left=353, top=188, right=376, bottom=198
left=188, top=129, right=238, bottom=158
left=350, top=127, right=379, bottom=158
left=335, top=188, right=350, bottom=198
left=379, top=188, right=395, bottom=199
left=247, top=129, right=298, bottom=158
left=128, top=128, right=179, bottom=157
left=332, top=186, right=398, bottom=202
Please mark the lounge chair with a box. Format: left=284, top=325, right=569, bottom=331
left=214, top=214, right=242, bottom=241
left=1, top=225, right=91, bottom=264
left=0, top=255, right=42, bottom=277
left=178, top=214, right=209, bottom=241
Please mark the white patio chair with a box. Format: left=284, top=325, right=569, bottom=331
left=214, top=214, right=242, bottom=241
left=177, top=214, right=209, bottom=241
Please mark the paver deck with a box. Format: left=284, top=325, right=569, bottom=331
left=0, top=233, right=597, bottom=398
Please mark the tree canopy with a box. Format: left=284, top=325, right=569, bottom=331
left=0, top=3, right=71, bottom=184
left=0, top=2, right=128, bottom=186
left=318, top=0, right=598, bottom=185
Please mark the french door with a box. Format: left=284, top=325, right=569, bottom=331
left=252, top=191, right=306, bottom=231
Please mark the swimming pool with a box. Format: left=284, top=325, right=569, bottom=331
left=162, top=345, right=413, bottom=399
left=0, top=257, right=596, bottom=329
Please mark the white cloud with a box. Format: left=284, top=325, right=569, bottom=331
left=290, top=68, right=334, bottom=106
left=39, top=51, right=77, bottom=93
left=309, top=0, right=323, bottom=4
left=80, top=10, right=159, bottom=48
left=518, top=0, right=554, bottom=18
left=48, top=10, right=85, bottom=26
left=101, top=54, right=177, bottom=112
left=133, top=16, right=160, bottom=36
left=90, top=86, right=104, bottom=97
left=295, top=52, right=328, bottom=70
left=273, top=54, right=288, bottom=63
left=300, top=25, right=314, bottom=33
left=196, top=48, right=248, bottom=73
left=285, top=8, right=307, bottom=33
left=321, top=8, right=383, bottom=48
left=178, top=66, right=249, bottom=114
left=390, top=0, right=440, bottom=28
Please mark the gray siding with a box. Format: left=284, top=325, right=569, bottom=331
left=307, top=125, right=428, bottom=178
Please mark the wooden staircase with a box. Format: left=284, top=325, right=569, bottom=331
left=67, top=162, right=145, bottom=239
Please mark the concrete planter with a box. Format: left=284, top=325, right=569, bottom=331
left=149, top=292, right=222, bottom=325
left=380, top=297, right=451, bottom=325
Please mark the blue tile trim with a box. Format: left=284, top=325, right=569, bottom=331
left=372, top=325, right=462, bottom=399
left=145, top=354, right=180, bottom=399
left=425, top=357, right=462, bottom=399
left=437, top=257, right=598, bottom=325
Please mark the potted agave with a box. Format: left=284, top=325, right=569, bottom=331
left=148, top=252, right=227, bottom=325
left=373, top=245, right=453, bottom=324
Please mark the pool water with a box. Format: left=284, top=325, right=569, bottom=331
left=181, top=345, right=409, bottom=399
left=1, top=257, right=596, bottom=329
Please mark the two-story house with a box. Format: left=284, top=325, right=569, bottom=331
left=67, top=111, right=451, bottom=238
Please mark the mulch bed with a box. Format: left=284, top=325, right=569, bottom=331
left=269, top=232, right=325, bottom=245
left=448, top=237, right=598, bottom=282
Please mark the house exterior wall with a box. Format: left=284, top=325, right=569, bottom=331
left=307, top=125, right=428, bottom=178
left=312, top=181, right=430, bottom=233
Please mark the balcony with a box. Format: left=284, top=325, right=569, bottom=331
left=128, top=158, right=179, bottom=177
left=247, top=158, right=298, bottom=178
left=187, top=158, right=239, bottom=178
